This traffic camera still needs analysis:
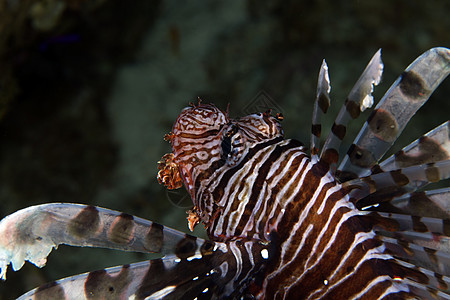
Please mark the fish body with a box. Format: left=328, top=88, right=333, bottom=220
left=0, top=48, right=449, bottom=299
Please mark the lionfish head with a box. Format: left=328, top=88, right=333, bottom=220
left=162, top=103, right=228, bottom=196
left=158, top=102, right=284, bottom=220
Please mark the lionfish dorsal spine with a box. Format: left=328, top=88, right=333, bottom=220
left=320, top=49, right=383, bottom=172
left=338, top=47, right=450, bottom=179
left=310, top=59, right=331, bottom=159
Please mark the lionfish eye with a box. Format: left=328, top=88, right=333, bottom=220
left=221, top=136, right=232, bottom=160
left=220, top=124, right=245, bottom=167
left=221, top=124, right=238, bottom=160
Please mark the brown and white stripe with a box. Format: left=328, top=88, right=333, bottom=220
left=0, top=48, right=448, bottom=299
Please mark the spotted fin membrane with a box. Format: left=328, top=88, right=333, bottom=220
left=0, top=47, right=448, bottom=299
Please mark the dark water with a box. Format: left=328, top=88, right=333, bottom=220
left=0, top=0, right=448, bottom=298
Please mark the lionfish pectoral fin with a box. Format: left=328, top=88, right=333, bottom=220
left=0, top=203, right=202, bottom=280
left=16, top=239, right=270, bottom=299
left=358, top=188, right=449, bottom=219
left=16, top=255, right=219, bottom=300
left=391, top=259, right=450, bottom=297
left=345, top=120, right=449, bottom=215
left=375, top=233, right=450, bottom=297
left=369, top=211, right=450, bottom=296
left=380, top=235, right=450, bottom=276
left=379, top=121, right=450, bottom=172
left=344, top=160, right=450, bottom=205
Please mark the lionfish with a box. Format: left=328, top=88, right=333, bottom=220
left=0, top=47, right=449, bottom=299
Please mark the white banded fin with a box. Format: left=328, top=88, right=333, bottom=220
left=147, top=285, right=176, bottom=299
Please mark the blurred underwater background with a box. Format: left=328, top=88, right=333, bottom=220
left=0, top=0, right=449, bottom=298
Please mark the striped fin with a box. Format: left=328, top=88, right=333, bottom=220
left=360, top=188, right=449, bottom=219
left=344, top=160, right=450, bottom=204
left=379, top=121, right=450, bottom=172
left=404, top=279, right=450, bottom=300
left=16, top=256, right=216, bottom=300
left=374, top=212, right=449, bottom=238
left=15, top=240, right=270, bottom=299
left=379, top=230, right=449, bottom=254
left=372, top=210, right=450, bottom=272
left=0, top=203, right=205, bottom=280
left=380, top=235, right=450, bottom=276
left=391, top=259, right=450, bottom=296
left=320, top=49, right=383, bottom=169
left=373, top=212, right=450, bottom=296
left=351, top=121, right=449, bottom=215
left=338, top=47, right=450, bottom=180
left=310, top=59, right=331, bottom=158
